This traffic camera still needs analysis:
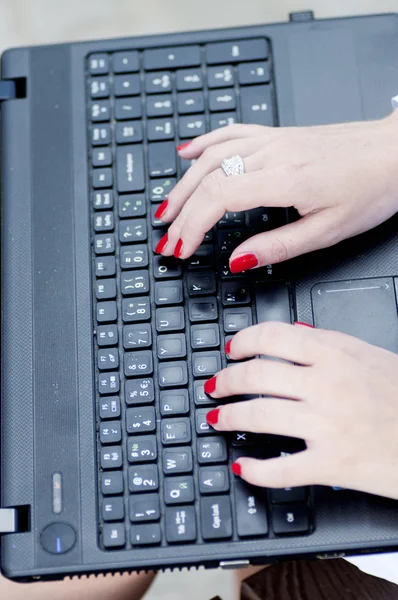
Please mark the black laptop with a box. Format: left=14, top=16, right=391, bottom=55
left=1, top=10, right=398, bottom=582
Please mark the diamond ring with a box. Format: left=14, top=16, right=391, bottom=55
left=221, top=155, right=245, bottom=177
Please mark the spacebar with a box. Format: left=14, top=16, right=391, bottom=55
left=254, top=282, right=292, bottom=325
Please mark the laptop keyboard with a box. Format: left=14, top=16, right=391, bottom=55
left=87, top=39, right=312, bottom=551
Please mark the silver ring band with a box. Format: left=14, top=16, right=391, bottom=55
left=221, top=155, right=245, bottom=177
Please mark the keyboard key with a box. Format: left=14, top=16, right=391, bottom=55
left=197, top=437, right=227, bottom=464
left=100, top=420, right=122, bottom=444
left=144, top=46, right=200, bottom=70
left=121, top=245, right=148, bottom=269
left=94, top=211, right=114, bottom=232
left=210, top=112, right=237, bottom=130
left=99, top=372, right=120, bottom=395
left=165, top=506, right=197, bottom=543
left=189, top=298, right=218, bottom=322
left=155, top=281, right=183, bottom=306
left=156, top=307, right=185, bottom=332
left=222, top=282, right=251, bottom=306
left=92, top=147, right=112, bottom=167
left=129, top=494, right=160, bottom=522
left=131, top=523, right=161, bottom=546
left=114, top=74, right=141, bottom=96
left=113, top=51, right=139, bottom=73
left=201, top=496, right=232, bottom=540
left=91, top=124, right=111, bottom=146
left=116, top=145, right=145, bottom=192
left=145, top=71, right=173, bottom=94
left=149, top=177, right=177, bottom=202
left=152, top=229, right=168, bottom=253
left=178, top=91, right=205, bottom=114
left=101, top=471, right=123, bottom=495
left=224, top=307, right=252, bottom=332
left=97, top=324, right=118, bottom=347
left=240, top=85, right=274, bottom=126
left=218, top=211, right=245, bottom=228
left=93, top=168, right=113, bottom=189
left=234, top=478, right=268, bottom=537
left=122, top=298, right=150, bottom=323
left=199, top=466, right=229, bottom=494
left=238, top=61, right=270, bottom=85
left=148, top=141, right=177, bottom=177
left=158, top=361, right=188, bottom=388
left=95, top=255, right=116, bottom=277
left=180, top=151, right=194, bottom=176
left=151, top=204, right=166, bottom=228
left=195, top=408, right=216, bottom=436
left=115, top=121, right=143, bottom=144
left=99, top=396, right=121, bottom=420
left=157, top=334, right=187, bottom=360
left=163, top=447, right=193, bottom=474
left=125, top=378, right=155, bottom=405
left=206, top=39, right=268, bottom=64
left=96, top=278, right=117, bottom=300
left=218, top=230, right=247, bottom=253
left=128, top=465, right=158, bottom=493
left=207, top=65, right=234, bottom=88
left=272, top=504, right=310, bottom=535
left=191, top=324, right=220, bottom=349
left=160, top=389, right=189, bottom=416
left=176, top=68, right=203, bottom=91
left=270, top=487, right=307, bottom=504
left=101, top=445, right=122, bottom=469
left=93, top=190, right=113, bottom=210
left=220, top=256, right=244, bottom=279
left=114, top=97, right=142, bottom=120
left=98, top=348, right=119, bottom=370
left=90, top=100, right=110, bottom=122
left=119, top=194, right=146, bottom=218
left=187, top=245, right=214, bottom=269
left=123, top=324, right=152, bottom=349
left=153, top=256, right=182, bottom=279
left=127, top=435, right=157, bottom=463
left=187, top=272, right=216, bottom=296
left=179, top=114, right=206, bottom=138
left=146, top=94, right=173, bottom=117
left=89, top=54, right=109, bottom=75
left=121, top=271, right=149, bottom=296
left=194, top=380, right=214, bottom=406
left=161, top=418, right=191, bottom=445
left=147, top=118, right=175, bottom=141
left=126, top=406, right=156, bottom=435
left=119, top=219, right=147, bottom=244
left=192, top=351, right=221, bottom=378
left=231, top=431, right=256, bottom=446
left=102, top=523, right=125, bottom=548
left=96, top=301, right=117, bottom=323
left=124, top=350, right=153, bottom=377
left=164, top=476, right=194, bottom=505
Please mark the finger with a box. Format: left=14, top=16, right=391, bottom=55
left=177, top=124, right=266, bottom=158
left=234, top=452, right=320, bottom=489
left=205, top=359, right=308, bottom=401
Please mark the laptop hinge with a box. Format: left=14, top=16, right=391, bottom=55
left=289, top=11, right=315, bottom=22
left=0, top=508, right=18, bottom=533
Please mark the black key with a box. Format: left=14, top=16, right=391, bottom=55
left=120, top=245, right=148, bottom=269
left=121, top=271, right=149, bottom=296
left=91, top=124, right=111, bottom=146
left=189, top=298, right=218, bottom=322
left=157, top=334, right=186, bottom=360
left=114, top=97, right=142, bottom=120
left=146, top=94, right=173, bottom=117
left=148, top=142, right=176, bottom=177
left=98, top=348, right=119, bottom=371
left=119, top=194, right=146, bottom=218
left=93, top=190, right=113, bottom=210
left=124, top=350, right=153, bottom=377
left=191, top=324, right=220, bottom=349
left=200, top=496, right=232, bottom=540
left=206, top=39, right=268, bottom=64
left=99, top=396, right=121, bottom=420
left=163, top=447, right=193, bottom=474
left=100, top=445, right=122, bottom=469
left=129, top=494, right=160, bottom=522
left=218, top=229, right=247, bottom=253
left=194, top=380, right=215, bottom=406
left=149, top=177, right=176, bottom=202
left=123, top=324, right=152, bottom=349
left=187, top=272, right=216, bottom=296
left=195, top=408, right=216, bottom=436
left=209, top=90, right=236, bottom=112
left=99, top=372, right=120, bottom=395
left=116, top=145, right=145, bottom=192
left=93, top=168, right=113, bottom=189
left=92, top=147, right=112, bottom=167
left=164, top=476, right=194, bottom=505
left=210, top=112, right=237, bottom=130
left=131, top=523, right=161, bottom=546
left=147, top=118, right=175, bottom=141
left=179, top=114, right=206, bottom=138
left=255, top=282, right=291, bottom=327
left=204, top=231, right=213, bottom=242
left=153, top=256, right=182, bottom=279
left=160, top=389, right=189, bottom=416
left=101, top=471, right=123, bottom=495
left=115, top=121, right=143, bottom=144
left=220, top=256, right=244, bottom=280
left=90, top=100, right=110, bottom=122
left=199, top=466, right=229, bottom=494
left=128, top=465, right=158, bottom=493
left=96, top=278, right=117, bottom=300
left=122, top=298, right=150, bottom=323
left=144, top=46, right=200, bottom=70
left=158, top=361, right=188, bottom=388
left=270, top=487, right=307, bottom=504
left=119, top=219, right=147, bottom=244
left=272, top=504, right=310, bottom=535
left=192, top=351, right=221, bottom=378
left=161, top=418, right=191, bottom=445
left=152, top=229, right=167, bottom=253
left=127, top=435, right=157, bottom=463
left=89, top=54, right=109, bottom=75
left=97, top=301, right=117, bottom=323
left=231, top=431, right=256, bottom=446
left=238, top=61, right=270, bottom=85
left=145, top=71, right=172, bottom=93
left=222, top=282, right=251, bottom=306
left=114, top=74, right=141, bottom=96
left=100, top=420, right=122, bottom=444
left=94, top=211, right=114, bottom=232
left=178, top=91, right=205, bottom=114
left=126, top=406, right=156, bottom=434
left=207, top=65, right=234, bottom=88
left=218, top=211, right=245, bottom=228
left=176, top=68, right=203, bottom=91
left=240, top=85, right=274, bottom=126
left=155, top=281, right=183, bottom=306
left=125, top=378, right=155, bottom=405
left=234, top=478, right=268, bottom=537
left=187, top=245, right=214, bottom=269
left=97, top=324, right=118, bottom=347
left=113, top=51, right=139, bottom=73
left=246, top=207, right=286, bottom=233
left=156, top=307, right=185, bottom=332
left=224, top=308, right=252, bottom=332
left=102, top=523, right=125, bottom=548
left=197, top=437, right=227, bottom=464
left=165, top=506, right=197, bottom=543
left=151, top=203, right=166, bottom=228
left=95, top=256, right=116, bottom=277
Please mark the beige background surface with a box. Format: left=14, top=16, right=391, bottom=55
left=0, top=0, right=397, bottom=599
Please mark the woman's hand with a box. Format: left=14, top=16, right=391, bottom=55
left=156, top=112, right=398, bottom=270
left=204, top=322, right=398, bottom=500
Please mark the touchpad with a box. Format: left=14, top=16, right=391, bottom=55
left=312, top=278, right=398, bottom=353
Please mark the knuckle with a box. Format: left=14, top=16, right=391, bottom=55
left=269, top=237, right=289, bottom=263
left=257, top=321, right=285, bottom=345
left=202, top=146, right=219, bottom=163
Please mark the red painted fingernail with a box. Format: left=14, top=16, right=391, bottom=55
left=206, top=408, right=219, bottom=426
left=204, top=376, right=217, bottom=395
left=177, top=141, right=191, bottom=152
left=294, top=322, right=315, bottom=328
left=174, top=238, right=184, bottom=258
left=230, top=253, right=259, bottom=274
left=155, top=233, right=168, bottom=254
left=231, top=462, right=242, bottom=477
left=225, top=340, right=232, bottom=355
left=154, top=199, right=168, bottom=219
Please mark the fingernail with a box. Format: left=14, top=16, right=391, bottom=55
left=174, top=238, right=184, bottom=258
left=231, top=462, right=242, bottom=477
left=295, top=322, right=315, bottom=328
left=177, top=141, right=191, bottom=152
left=155, top=233, right=168, bottom=254
left=206, top=408, right=219, bottom=426
left=230, top=253, right=259, bottom=274
left=224, top=340, right=232, bottom=355
left=154, top=199, right=168, bottom=220
left=204, top=376, right=217, bottom=395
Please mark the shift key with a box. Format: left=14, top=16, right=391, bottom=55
left=234, top=477, right=268, bottom=537
left=116, top=145, right=145, bottom=192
